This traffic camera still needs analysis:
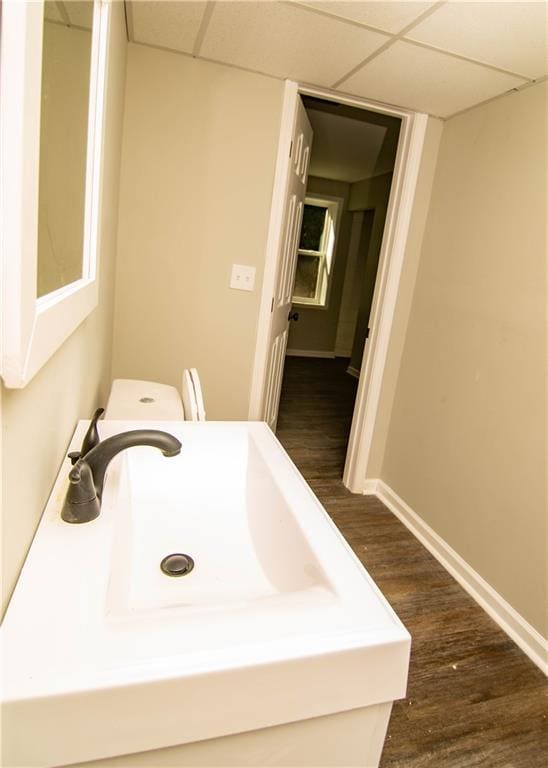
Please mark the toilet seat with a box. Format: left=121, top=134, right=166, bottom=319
left=182, top=368, right=206, bottom=421
left=190, top=367, right=206, bottom=421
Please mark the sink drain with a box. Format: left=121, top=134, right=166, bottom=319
left=160, top=553, right=195, bottom=577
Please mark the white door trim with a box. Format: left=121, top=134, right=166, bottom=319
left=249, top=82, right=428, bottom=496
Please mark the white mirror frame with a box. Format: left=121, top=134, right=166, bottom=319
left=0, top=0, right=111, bottom=388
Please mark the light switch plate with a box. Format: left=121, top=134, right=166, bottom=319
left=230, top=264, right=256, bottom=292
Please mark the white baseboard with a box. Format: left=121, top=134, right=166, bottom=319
left=285, top=349, right=335, bottom=358
left=363, top=479, right=548, bottom=675
left=346, top=365, right=360, bottom=379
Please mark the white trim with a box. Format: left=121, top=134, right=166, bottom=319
left=343, top=112, right=428, bottom=492
left=362, top=479, right=378, bottom=494
left=1, top=0, right=111, bottom=387
left=346, top=365, right=360, bottom=379
left=299, top=83, right=415, bottom=119
left=364, top=479, right=548, bottom=675
left=248, top=82, right=429, bottom=503
left=286, top=349, right=335, bottom=359
left=248, top=82, right=417, bottom=419
left=248, top=81, right=298, bottom=419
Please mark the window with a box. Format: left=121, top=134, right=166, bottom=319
left=293, top=196, right=340, bottom=308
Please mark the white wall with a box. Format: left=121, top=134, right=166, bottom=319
left=380, top=82, right=547, bottom=635
left=0, top=3, right=127, bottom=617
left=112, top=44, right=285, bottom=419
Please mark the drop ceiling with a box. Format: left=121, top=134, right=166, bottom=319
left=126, top=1, right=547, bottom=119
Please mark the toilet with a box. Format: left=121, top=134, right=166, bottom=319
left=105, top=370, right=205, bottom=421
left=104, top=379, right=185, bottom=420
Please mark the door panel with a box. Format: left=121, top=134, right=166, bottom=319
left=264, top=328, right=288, bottom=427
left=281, top=197, right=303, bottom=304
left=277, top=194, right=296, bottom=305
left=264, top=98, right=312, bottom=431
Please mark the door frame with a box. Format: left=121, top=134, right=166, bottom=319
left=248, top=81, right=428, bottom=493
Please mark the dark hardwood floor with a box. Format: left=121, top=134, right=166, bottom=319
left=276, top=356, right=548, bottom=768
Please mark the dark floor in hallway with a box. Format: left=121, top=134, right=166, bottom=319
left=276, top=356, right=547, bottom=768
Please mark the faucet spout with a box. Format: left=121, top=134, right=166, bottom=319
left=85, top=430, right=182, bottom=500
left=61, top=429, right=182, bottom=524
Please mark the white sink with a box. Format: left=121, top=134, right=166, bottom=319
left=108, top=425, right=330, bottom=615
left=1, top=421, right=410, bottom=767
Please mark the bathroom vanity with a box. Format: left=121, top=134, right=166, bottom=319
left=1, top=420, right=410, bottom=767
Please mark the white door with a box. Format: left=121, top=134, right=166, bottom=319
left=263, top=98, right=313, bottom=431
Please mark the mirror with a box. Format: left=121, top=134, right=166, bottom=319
left=37, top=1, right=94, bottom=298
left=1, top=0, right=111, bottom=388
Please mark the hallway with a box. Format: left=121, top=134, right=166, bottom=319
left=276, top=357, right=547, bottom=768
left=277, top=356, right=358, bottom=483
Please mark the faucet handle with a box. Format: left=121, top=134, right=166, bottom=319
left=67, top=407, right=105, bottom=465
left=81, top=407, right=105, bottom=456
left=68, top=451, right=81, bottom=466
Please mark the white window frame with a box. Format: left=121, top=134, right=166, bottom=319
left=292, top=195, right=341, bottom=309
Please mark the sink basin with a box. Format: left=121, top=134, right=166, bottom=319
left=108, top=425, right=331, bottom=616
left=1, top=420, right=410, bottom=767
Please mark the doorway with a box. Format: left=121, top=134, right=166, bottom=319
left=249, top=82, right=428, bottom=493
left=280, top=95, right=401, bottom=475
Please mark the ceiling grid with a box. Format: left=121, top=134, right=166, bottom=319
left=331, top=0, right=447, bottom=88
left=127, top=0, right=548, bottom=119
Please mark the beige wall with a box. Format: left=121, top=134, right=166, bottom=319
left=0, top=3, right=127, bottom=618
left=364, top=117, right=443, bottom=478
left=380, top=83, right=547, bottom=634
left=112, top=44, right=284, bottom=420
left=287, top=177, right=352, bottom=354
left=348, top=172, right=393, bottom=371
left=334, top=210, right=367, bottom=357
left=348, top=171, right=393, bottom=211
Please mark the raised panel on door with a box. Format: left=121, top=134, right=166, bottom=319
left=263, top=97, right=313, bottom=431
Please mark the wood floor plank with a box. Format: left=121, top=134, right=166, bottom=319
left=276, top=356, right=547, bottom=768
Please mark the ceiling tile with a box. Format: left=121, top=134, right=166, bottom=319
left=131, top=1, right=209, bottom=53
left=406, top=0, right=548, bottom=79
left=340, top=40, right=526, bottom=117
left=200, top=1, right=389, bottom=85
left=294, top=1, right=438, bottom=34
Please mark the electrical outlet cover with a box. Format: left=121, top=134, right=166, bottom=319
left=230, top=264, right=256, bottom=291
